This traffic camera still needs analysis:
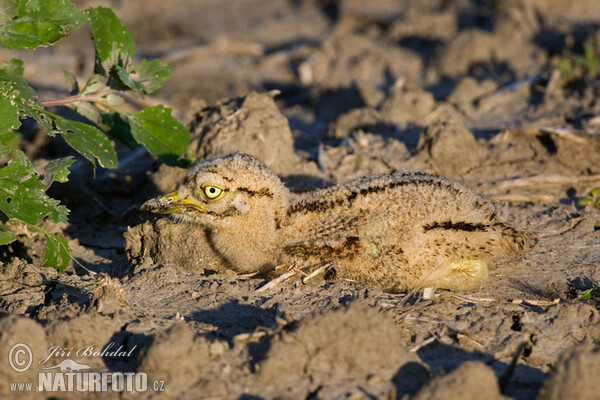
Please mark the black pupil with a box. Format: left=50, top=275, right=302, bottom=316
left=209, top=188, right=216, bottom=194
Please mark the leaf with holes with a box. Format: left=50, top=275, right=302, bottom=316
left=116, top=58, right=171, bottom=93
left=0, top=59, right=53, bottom=132
left=128, top=105, right=191, bottom=166
left=54, top=116, right=118, bottom=170
left=0, top=0, right=86, bottom=50
left=0, top=89, right=21, bottom=156
left=0, top=151, right=69, bottom=225
left=85, top=7, right=135, bottom=74
left=42, top=231, right=71, bottom=272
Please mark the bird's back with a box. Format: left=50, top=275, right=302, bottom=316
left=284, top=172, right=535, bottom=292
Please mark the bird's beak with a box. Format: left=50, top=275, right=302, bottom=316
left=141, top=191, right=206, bottom=214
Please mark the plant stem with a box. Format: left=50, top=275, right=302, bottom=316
left=40, top=93, right=111, bottom=108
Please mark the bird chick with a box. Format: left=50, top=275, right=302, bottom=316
left=142, top=153, right=535, bottom=292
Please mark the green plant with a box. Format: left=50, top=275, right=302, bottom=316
left=578, top=187, right=600, bottom=209
left=557, top=43, right=600, bottom=81
left=0, top=0, right=192, bottom=271
left=577, top=283, right=600, bottom=302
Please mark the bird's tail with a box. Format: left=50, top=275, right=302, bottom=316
left=494, top=223, right=538, bottom=256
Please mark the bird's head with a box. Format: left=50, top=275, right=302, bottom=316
left=142, top=153, right=290, bottom=229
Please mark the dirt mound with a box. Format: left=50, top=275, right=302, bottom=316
left=538, top=344, right=600, bottom=400
left=124, top=218, right=225, bottom=273
left=255, top=302, right=429, bottom=398
left=136, top=322, right=234, bottom=398
left=413, top=361, right=507, bottom=400
left=0, top=316, right=48, bottom=399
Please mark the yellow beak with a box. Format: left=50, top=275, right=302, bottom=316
left=141, top=191, right=206, bottom=214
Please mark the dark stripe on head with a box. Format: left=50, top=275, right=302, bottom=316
left=237, top=187, right=274, bottom=198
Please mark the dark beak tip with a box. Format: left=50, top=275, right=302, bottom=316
left=140, top=198, right=161, bottom=212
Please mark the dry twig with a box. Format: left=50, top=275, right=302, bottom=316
left=255, top=265, right=299, bottom=293
left=448, top=293, right=560, bottom=307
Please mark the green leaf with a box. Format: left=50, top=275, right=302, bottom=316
left=0, top=0, right=86, bottom=50
left=74, top=101, right=101, bottom=123
left=85, top=7, right=135, bottom=72
left=0, top=223, right=16, bottom=246
left=0, top=150, right=69, bottom=224
left=100, top=111, right=136, bottom=148
left=128, top=105, right=191, bottom=166
left=578, top=187, right=600, bottom=209
left=0, top=132, right=19, bottom=157
left=0, top=86, right=21, bottom=156
left=54, top=116, right=118, bottom=170
left=577, top=284, right=599, bottom=301
left=42, top=232, right=70, bottom=272
left=0, top=58, right=53, bottom=132
left=0, top=89, right=21, bottom=131
left=43, top=156, right=75, bottom=184
left=115, top=59, right=171, bottom=93
left=1, top=58, right=24, bottom=76
left=81, top=73, right=106, bottom=95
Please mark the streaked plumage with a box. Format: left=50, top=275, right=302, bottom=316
left=142, top=152, right=534, bottom=292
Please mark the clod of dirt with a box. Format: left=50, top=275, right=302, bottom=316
left=320, top=130, right=411, bottom=183
left=411, top=361, right=507, bottom=400
left=435, top=30, right=499, bottom=78
left=537, top=344, right=600, bottom=400
left=188, top=91, right=321, bottom=189
left=124, top=218, right=226, bottom=273
left=482, top=130, right=600, bottom=182
left=388, top=8, right=457, bottom=42
left=256, top=303, right=429, bottom=398
left=44, top=313, right=125, bottom=370
left=136, top=322, right=233, bottom=398
left=447, top=77, right=498, bottom=111
left=299, top=33, right=422, bottom=106
left=327, top=107, right=389, bottom=140
left=0, top=315, right=48, bottom=397
left=150, top=91, right=323, bottom=193
left=89, top=273, right=132, bottom=316
left=0, top=258, right=47, bottom=314
left=415, top=107, right=482, bottom=177
left=521, top=303, right=600, bottom=366
left=380, top=85, right=436, bottom=129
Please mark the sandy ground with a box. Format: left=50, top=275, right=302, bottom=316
left=2, top=0, right=600, bottom=399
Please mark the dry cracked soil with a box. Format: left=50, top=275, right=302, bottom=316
left=2, top=0, right=600, bottom=399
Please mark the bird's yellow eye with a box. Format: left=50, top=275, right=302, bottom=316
left=202, top=184, right=224, bottom=200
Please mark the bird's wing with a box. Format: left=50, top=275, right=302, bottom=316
left=283, top=213, right=366, bottom=259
